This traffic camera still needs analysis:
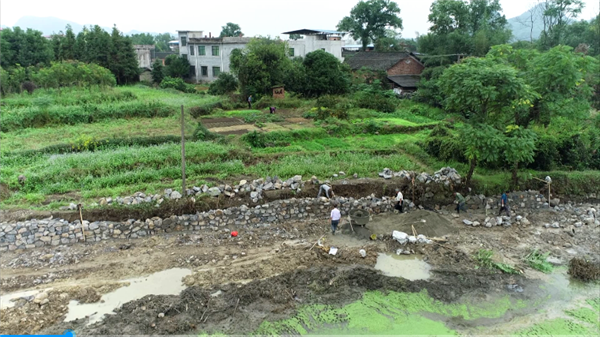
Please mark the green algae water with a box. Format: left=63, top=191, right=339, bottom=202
left=249, top=273, right=600, bottom=336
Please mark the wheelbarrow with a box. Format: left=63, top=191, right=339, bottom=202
left=348, top=209, right=371, bottom=227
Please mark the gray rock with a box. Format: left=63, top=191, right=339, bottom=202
left=263, top=182, right=274, bottom=190
left=292, top=175, right=302, bottom=183
left=68, top=203, right=78, bottom=210
left=250, top=191, right=259, bottom=199
left=463, top=219, right=473, bottom=226
left=164, top=189, right=173, bottom=197
left=208, top=187, right=221, bottom=197
left=170, top=191, right=182, bottom=199
left=496, top=217, right=503, bottom=226
left=521, top=218, right=531, bottom=226
left=353, top=173, right=358, bottom=178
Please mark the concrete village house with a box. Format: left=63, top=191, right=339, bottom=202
left=177, top=29, right=345, bottom=82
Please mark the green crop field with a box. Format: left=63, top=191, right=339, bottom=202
left=1, top=85, right=597, bottom=210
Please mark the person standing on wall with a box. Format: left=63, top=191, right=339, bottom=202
left=247, top=95, right=252, bottom=109
left=395, top=188, right=404, bottom=213
left=330, top=202, right=341, bottom=235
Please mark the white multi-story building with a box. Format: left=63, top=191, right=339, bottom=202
left=177, top=29, right=346, bottom=82
left=282, top=29, right=345, bottom=61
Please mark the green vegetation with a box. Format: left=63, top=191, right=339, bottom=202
left=475, top=249, right=520, bottom=274
left=524, top=249, right=554, bottom=273
left=252, top=289, right=529, bottom=335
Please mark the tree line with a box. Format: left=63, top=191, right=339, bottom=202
left=1, top=24, right=140, bottom=87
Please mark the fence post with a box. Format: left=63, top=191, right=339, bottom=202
left=181, top=105, right=186, bottom=195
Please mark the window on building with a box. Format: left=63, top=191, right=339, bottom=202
left=212, top=46, right=219, bottom=56
left=190, top=66, right=196, bottom=77
left=289, top=48, right=295, bottom=57
left=182, top=54, right=187, bottom=59
left=181, top=37, right=187, bottom=47
left=201, top=66, right=208, bottom=76
left=198, top=45, right=206, bottom=55
left=321, top=48, right=325, bottom=51
left=213, top=67, right=221, bottom=77
left=190, top=45, right=195, bottom=56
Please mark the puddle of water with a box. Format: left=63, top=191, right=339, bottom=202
left=65, top=268, right=191, bottom=325
left=0, top=289, right=44, bottom=310
left=374, top=253, right=431, bottom=280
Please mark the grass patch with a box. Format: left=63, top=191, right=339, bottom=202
left=475, top=249, right=520, bottom=274
left=524, top=249, right=554, bottom=273
left=1, top=115, right=197, bottom=153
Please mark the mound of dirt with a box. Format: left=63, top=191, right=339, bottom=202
left=366, top=210, right=456, bottom=238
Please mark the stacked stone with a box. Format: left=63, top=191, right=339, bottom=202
left=1, top=195, right=395, bottom=251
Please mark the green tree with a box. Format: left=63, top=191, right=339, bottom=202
left=230, top=37, right=292, bottom=96
left=154, top=33, right=175, bottom=52
left=462, top=124, right=506, bottom=186
left=130, top=32, right=155, bottom=45
left=439, top=57, right=534, bottom=184
left=538, top=0, right=584, bottom=49
left=85, top=25, right=112, bottom=68
left=419, top=0, right=510, bottom=58
left=503, top=126, right=537, bottom=187
left=288, top=34, right=303, bottom=40
left=301, top=50, right=351, bottom=96
left=151, top=59, right=165, bottom=84
left=108, top=26, right=140, bottom=84
left=164, top=55, right=191, bottom=79
left=220, top=23, right=243, bottom=37
left=0, top=27, right=54, bottom=68
left=208, top=72, right=239, bottom=95
left=61, top=25, right=77, bottom=60
left=337, top=0, right=403, bottom=51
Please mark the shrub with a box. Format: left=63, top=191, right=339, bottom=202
left=193, top=122, right=221, bottom=141
left=160, top=77, right=196, bottom=93
left=208, top=73, right=238, bottom=95
left=21, top=81, right=36, bottom=94
left=353, top=82, right=398, bottom=113
left=189, top=102, right=223, bottom=118
left=70, top=134, right=106, bottom=152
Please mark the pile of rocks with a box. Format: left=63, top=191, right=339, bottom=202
left=462, top=215, right=530, bottom=228
left=98, top=175, right=306, bottom=206
left=378, top=167, right=462, bottom=186
left=392, top=230, right=434, bottom=245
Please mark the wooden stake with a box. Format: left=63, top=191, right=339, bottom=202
left=411, top=224, right=418, bottom=237
left=181, top=105, right=186, bottom=195
left=78, top=204, right=85, bottom=242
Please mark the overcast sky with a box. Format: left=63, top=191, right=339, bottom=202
left=1, top=0, right=598, bottom=38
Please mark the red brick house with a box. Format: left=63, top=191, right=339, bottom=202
left=344, top=52, right=424, bottom=94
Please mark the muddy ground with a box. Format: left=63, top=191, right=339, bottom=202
left=1, top=203, right=599, bottom=335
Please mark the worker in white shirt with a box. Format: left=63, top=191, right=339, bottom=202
left=330, top=203, right=341, bottom=235
left=395, top=188, right=404, bottom=213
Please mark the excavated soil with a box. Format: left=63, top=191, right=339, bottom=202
left=2, top=203, right=599, bottom=335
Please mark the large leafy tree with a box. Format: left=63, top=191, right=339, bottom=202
left=301, top=50, right=351, bottom=96
left=419, top=0, right=510, bottom=59
left=337, top=0, right=403, bottom=51
left=220, top=23, right=243, bottom=37
left=439, top=57, right=536, bottom=185
left=230, top=38, right=291, bottom=96
left=164, top=55, right=191, bottom=79
left=154, top=33, right=175, bottom=52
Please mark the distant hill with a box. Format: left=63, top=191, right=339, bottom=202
left=9, top=16, right=160, bottom=36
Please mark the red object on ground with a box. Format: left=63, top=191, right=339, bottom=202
left=231, top=231, right=238, bottom=237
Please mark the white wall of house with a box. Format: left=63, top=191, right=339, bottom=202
left=288, top=35, right=345, bottom=61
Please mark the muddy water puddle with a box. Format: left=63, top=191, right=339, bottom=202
left=1, top=289, right=45, bottom=309
left=64, top=268, right=191, bottom=325
left=374, top=253, right=431, bottom=280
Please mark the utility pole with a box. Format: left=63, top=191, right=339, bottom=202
left=181, top=105, right=186, bottom=194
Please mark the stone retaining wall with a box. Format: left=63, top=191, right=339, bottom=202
left=0, top=196, right=396, bottom=251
